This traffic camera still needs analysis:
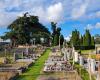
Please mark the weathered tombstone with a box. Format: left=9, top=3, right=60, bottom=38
left=72, top=47, right=75, bottom=64
left=61, top=47, right=65, bottom=54
left=25, top=47, right=29, bottom=55
left=79, top=56, right=83, bottom=66
left=87, top=58, right=96, bottom=73
left=96, top=72, right=100, bottom=80
left=13, top=52, right=16, bottom=62
left=22, top=51, right=24, bottom=59
left=67, top=51, right=70, bottom=60
left=74, top=52, right=78, bottom=62
left=91, top=59, right=96, bottom=73
left=64, top=52, right=67, bottom=61
left=72, top=47, right=75, bottom=53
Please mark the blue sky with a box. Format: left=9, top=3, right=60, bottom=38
left=0, top=0, right=100, bottom=40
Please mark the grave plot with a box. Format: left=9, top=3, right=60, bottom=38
left=43, top=55, right=73, bottom=72
left=0, top=46, right=46, bottom=80
left=38, top=47, right=80, bottom=80
left=43, top=47, right=73, bottom=72
left=15, top=49, right=50, bottom=80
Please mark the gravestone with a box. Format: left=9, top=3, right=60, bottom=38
left=96, top=72, right=100, bottom=80
left=25, top=47, right=29, bottom=55
left=64, top=52, right=67, bottom=61
left=66, top=51, right=70, bottom=60
left=91, top=59, right=96, bottom=73
left=74, top=52, right=78, bottom=62
left=79, top=56, right=83, bottom=66
left=13, top=52, right=16, bottom=62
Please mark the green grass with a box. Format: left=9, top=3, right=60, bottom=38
left=15, top=49, right=50, bottom=80
left=78, top=49, right=96, bottom=59
left=80, top=49, right=95, bottom=55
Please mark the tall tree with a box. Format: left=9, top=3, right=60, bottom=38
left=51, top=22, right=57, bottom=46
left=70, top=29, right=95, bottom=49
left=60, top=35, right=64, bottom=46
left=2, top=13, right=50, bottom=46
left=71, top=29, right=80, bottom=46
left=51, top=22, right=63, bottom=46
left=84, top=30, right=91, bottom=46
left=91, top=36, right=95, bottom=46
left=80, top=35, right=83, bottom=46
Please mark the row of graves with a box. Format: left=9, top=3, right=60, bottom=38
left=44, top=47, right=73, bottom=72
left=42, top=47, right=82, bottom=80
left=0, top=45, right=46, bottom=80
left=72, top=47, right=100, bottom=80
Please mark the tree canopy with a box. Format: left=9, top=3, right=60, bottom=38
left=70, top=29, right=95, bottom=50
left=1, top=13, right=50, bottom=46
left=51, top=22, right=64, bottom=46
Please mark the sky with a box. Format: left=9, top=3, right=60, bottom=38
left=0, top=0, right=100, bottom=41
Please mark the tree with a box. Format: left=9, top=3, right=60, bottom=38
left=83, top=35, right=87, bottom=46
left=51, top=22, right=63, bottom=46
left=53, top=34, right=58, bottom=46
left=51, top=22, right=57, bottom=35
left=70, top=29, right=95, bottom=50
left=71, top=29, right=80, bottom=46
left=80, top=35, right=83, bottom=46
left=60, top=35, right=64, bottom=46
left=91, top=36, right=95, bottom=46
left=84, top=30, right=91, bottom=46
left=51, top=22, right=57, bottom=46
left=2, top=13, right=50, bottom=46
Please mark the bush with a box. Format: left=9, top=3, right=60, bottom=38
left=74, top=46, right=95, bottom=50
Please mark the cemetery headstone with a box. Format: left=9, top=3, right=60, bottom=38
left=91, top=59, right=96, bottom=73
left=74, top=52, right=78, bottom=62
left=79, top=56, right=83, bottom=66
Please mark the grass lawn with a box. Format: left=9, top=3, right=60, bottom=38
left=80, top=49, right=95, bottom=55
left=79, top=49, right=96, bottom=59
left=15, top=49, right=50, bottom=80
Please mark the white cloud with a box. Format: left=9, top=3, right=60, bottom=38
left=85, top=24, right=94, bottom=30
left=33, top=7, right=46, bottom=22
left=85, top=22, right=100, bottom=30
left=0, top=1, right=64, bottom=27
left=0, top=12, right=18, bottom=27
left=31, top=2, right=63, bottom=23
left=71, top=0, right=88, bottom=19
left=0, top=0, right=100, bottom=28
left=96, top=11, right=100, bottom=18
left=95, top=22, right=100, bottom=29
left=65, top=34, right=71, bottom=41
left=47, top=2, right=63, bottom=22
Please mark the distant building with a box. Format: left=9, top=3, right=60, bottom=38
left=0, top=38, right=3, bottom=42
left=0, top=38, right=10, bottom=46
left=94, top=34, right=100, bottom=44
left=95, top=44, right=100, bottom=54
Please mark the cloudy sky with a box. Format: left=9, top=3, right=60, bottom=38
left=0, top=0, right=100, bottom=40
